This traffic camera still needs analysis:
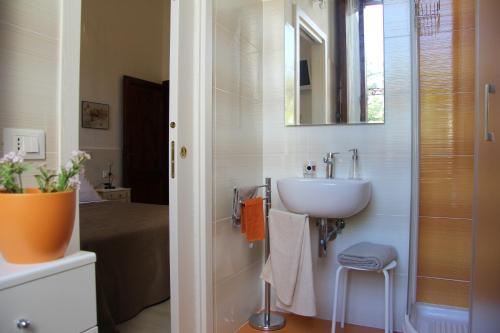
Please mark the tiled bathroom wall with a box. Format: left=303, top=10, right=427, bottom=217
left=0, top=0, right=60, bottom=185
left=214, top=0, right=412, bottom=331
left=262, top=0, right=412, bottom=331
left=213, top=1, right=265, bottom=332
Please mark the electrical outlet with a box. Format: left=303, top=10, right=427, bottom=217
left=3, top=128, right=45, bottom=160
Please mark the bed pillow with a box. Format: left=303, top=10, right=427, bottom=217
left=79, top=176, right=103, bottom=203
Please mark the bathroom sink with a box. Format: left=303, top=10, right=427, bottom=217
left=277, top=177, right=371, bottom=218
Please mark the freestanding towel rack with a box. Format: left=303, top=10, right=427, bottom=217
left=247, top=177, right=286, bottom=330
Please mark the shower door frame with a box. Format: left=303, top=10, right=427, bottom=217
left=407, top=0, right=420, bottom=314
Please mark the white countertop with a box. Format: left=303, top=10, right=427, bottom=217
left=0, top=251, right=96, bottom=290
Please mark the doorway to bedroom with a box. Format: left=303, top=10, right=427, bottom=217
left=77, top=1, right=171, bottom=332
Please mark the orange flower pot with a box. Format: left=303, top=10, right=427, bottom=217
left=0, top=189, right=76, bottom=264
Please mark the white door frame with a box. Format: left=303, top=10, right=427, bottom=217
left=59, top=0, right=82, bottom=254
left=60, top=0, right=214, bottom=331
left=169, top=0, right=213, bottom=332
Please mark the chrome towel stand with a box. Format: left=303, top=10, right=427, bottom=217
left=246, top=177, right=286, bottom=331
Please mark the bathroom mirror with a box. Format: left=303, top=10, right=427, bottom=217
left=285, top=0, right=385, bottom=126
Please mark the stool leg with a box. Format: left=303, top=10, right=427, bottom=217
left=383, top=270, right=390, bottom=333
left=341, top=268, right=348, bottom=328
left=389, top=269, right=394, bottom=333
left=332, top=266, right=344, bottom=333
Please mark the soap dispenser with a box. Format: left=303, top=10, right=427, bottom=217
left=348, top=148, right=361, bottom=179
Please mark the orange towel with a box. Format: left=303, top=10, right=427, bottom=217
left=240, top=197, right=265, bottom=242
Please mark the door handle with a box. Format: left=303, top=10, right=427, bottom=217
left=171, top=141, right=175, bottom=178
left=484, top=83, right=496, bottom=141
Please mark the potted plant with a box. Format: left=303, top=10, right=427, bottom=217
left=0, top=151, right=90, bottom=264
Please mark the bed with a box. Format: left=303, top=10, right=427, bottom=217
left=79, top=200, right=170, bottom=333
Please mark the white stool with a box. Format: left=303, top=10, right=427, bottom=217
left=331, top=260, right=397, bottom=333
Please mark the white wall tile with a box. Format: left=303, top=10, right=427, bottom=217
left=0, top=0, right=59, bottom=39
left=240, top=48, right=263, bottom=102
left=214, top=2, right=265, bottom=332
left=215, top=24, right=242, bottom=94
left=214, top=90, right=263, bottom=156
left=216, top=0, right=263, bottom=48
left=214, top=218, right=264, bottom=282
left=263, top=0, right=285, bottom=52
left=0, top=1, right=59, bottom=168
left=214, top=154, right=263, bottom=221
left=262, top=50, right=285, bottom=103
left=385, top=35, right=412, bottom=97
left=215, top=262, right=263, bottom=333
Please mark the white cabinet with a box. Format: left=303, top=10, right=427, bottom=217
left=95, top=187, right=131, bottom=202
left=0, top=251, right=97, bottom=333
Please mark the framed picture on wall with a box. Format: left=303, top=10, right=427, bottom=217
left=81, top=101, right=110, bottom=129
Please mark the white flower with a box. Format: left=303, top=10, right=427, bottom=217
left=0, top=151, right=24, bottom=164
left=12, top=154, right=24, bottom=164
left=6, top=152, right=16, bottom=159
left=71, top=150, right=91, bottom=161
left=65, top=161, right=74, bottom=172
left=1, top=152, right=15, bottom=163
left=68, top=176, right=81, bottom=190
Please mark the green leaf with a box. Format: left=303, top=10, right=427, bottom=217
left=34, top=175, right=46, bottom=192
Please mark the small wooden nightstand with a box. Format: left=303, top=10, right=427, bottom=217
left=95, top=188, right=131, bottom=202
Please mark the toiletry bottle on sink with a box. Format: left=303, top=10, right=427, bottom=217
left=349, top=149, right=361, bottom=179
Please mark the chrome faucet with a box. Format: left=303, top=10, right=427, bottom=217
left=323, top=152, right=339, bottom=179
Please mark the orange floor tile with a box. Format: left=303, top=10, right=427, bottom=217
left=237, top=313, right=386, bottom=333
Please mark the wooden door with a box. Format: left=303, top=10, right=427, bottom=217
left=471, top=1, right=500, bottom=332
left=123, top=76, right=169, bottom=205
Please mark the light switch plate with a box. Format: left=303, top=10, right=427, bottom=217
left=3, top=128, right=46, bottom=160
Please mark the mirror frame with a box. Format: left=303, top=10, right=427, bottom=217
left=293, top=5, right=328, bottom=125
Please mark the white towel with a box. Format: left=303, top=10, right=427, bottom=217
left=261, top=209, right=316, bottom=317
left=337, top=242, right=397, bottom=270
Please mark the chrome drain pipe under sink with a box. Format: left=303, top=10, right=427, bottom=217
left=318, top=218, right=345, bottom=257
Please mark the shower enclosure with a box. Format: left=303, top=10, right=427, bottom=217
left=405, top=1, right=500, bottom=332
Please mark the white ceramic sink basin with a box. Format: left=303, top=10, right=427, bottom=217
left=277, top=177, right=371, bottom=218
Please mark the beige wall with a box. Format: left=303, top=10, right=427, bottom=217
left=0, top=0, right=61, bottom=186
left=161, top=0, right=171, bottom=81
left=79, top=0, right=169, bottom=187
